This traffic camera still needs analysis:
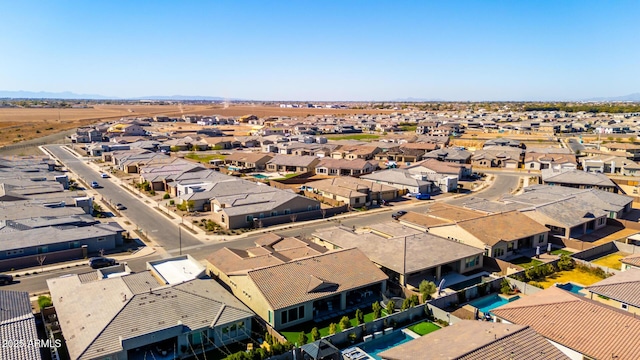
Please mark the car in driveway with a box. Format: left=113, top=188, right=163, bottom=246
left=88, top=257, right=117, bottom=269
left=392, top=210, right=407, bottom=220
left=0, top=274, right=13, bottom=285
left=115, top=203, right=126, bottom=210
left=91, top=181, right=100, bottom=188
left=100, top=173, right=110, bottom=178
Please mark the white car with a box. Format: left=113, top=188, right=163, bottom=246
left=100, top=173, right=110, bottom=178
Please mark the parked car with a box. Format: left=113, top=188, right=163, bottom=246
left=391, top=210, right=407, bottom=220
left=88, top=257, right=117, bottom=269
left=91, top=181, right=100, bottom=188
left=415, top=193, right=431, bottom=200
left=115, top=203, right=126, bottom=210
left=100, top=173, right=110, bottom=178
left=0, top=274, right=13, bottom=285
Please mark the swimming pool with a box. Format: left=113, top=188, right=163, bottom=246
left=557, top=282, right=585, bottom=296
left=470, top=294, right=520, bottom=315
left=354, top=331, right=414, bottom=360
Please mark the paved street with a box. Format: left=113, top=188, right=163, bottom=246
left=45, top=145, right=202, bottom=249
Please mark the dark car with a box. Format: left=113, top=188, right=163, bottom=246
left=0, top=274, right=13, bottom=285
left=115, top=203, right=126, bottom=210
left=391, top=210, right=407, bottom=220
left=88, top=257, right=117, bottom=269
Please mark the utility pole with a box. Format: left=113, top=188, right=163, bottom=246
left=403, top=235, right=407, bottom=287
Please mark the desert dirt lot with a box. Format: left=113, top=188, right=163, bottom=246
left=0, top=104, right=399, bottom=148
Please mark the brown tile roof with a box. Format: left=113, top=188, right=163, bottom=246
left=409, top=159, right=462, bottom=174
left=456, top=211, right=549, bottom=245
left=492, top=286, right=640, bottom=360
left=399, top=211, right=452, bottom=228
left=426, top=203, right=487, bottom=222
left=524, top=152, right=577, bottom=164
left=585, top=268, right=640, bottom=307
left=315, top=158, right=377, bottom=170
left=225, top=151, right=273, bottom=163
left=379, top=321, right=568, bottom=360
left=400, top=142, right=438, bottom=151
left=207, top=237, right=326, bottom=275
left=247, top=248, right=388, bottom=310
left=621, top=252, right=640, bottom=267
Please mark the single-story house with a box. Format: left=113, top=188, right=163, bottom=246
left=266, top=155, right=320, bottom=173
left=207, top=245, right=387, bottom=330
left=306, top=177, right=398, bottom=207
left=541, top=168, right=619, bottom=193
left=314, top=158, right=378, bottom=176
left=224, top=152, right=273, bottom=171
left=585, top=268, right=640, bottom=315
left=360, top=168, right=433, bottom=194
left=0, top=290, right=43, bottom=360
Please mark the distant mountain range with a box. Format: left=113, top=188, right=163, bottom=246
left=584, top=93, right=640, bottom=102
left=0, top=90, right=229, bottom=101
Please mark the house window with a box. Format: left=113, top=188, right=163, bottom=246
left=538, top=235, right=545, bottom=243
left=271, top=211, right=278, bottom=216
left=621, top=303, right=629, bottom=311
left=69, top=241, right=81, bottom=249
left=97, top=237, right=106, bottom=242
left=493, top=248, right=504, bottom=257
left=507, top=242, right=514, bottom=252
left=281, top=311, right=287, bottom=324
left=246, top=215, right=254, bottom=222
left=355, top=198, right=360, bottom=204
left=6, top=249, right=24, bottom=256
left=221, top=215, right=225, bottom=223
left=259, top=213, right=265, bottom=218
left=284, top=209, right=291, bottom=215
left=530, top=163, right=535, bottom=168
left=37, top=246, right=49, bottom=254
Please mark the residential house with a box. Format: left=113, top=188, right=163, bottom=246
left=524, top=152, right=577, bottom=171
left=621, top=252, right=640, bottom=271
left=314, top=158, right=378, bottom=176
left=542, top=168, right=619, bottom=193
left=599, top=142, right=640, bottom=161
left=492, top=286, right=640, bottom=360
left=471, top=147, right=522, bottom=168
left=266, top=155, right=320, bottom=173
left=47, top=256, right=254, bottom=360
left=482, top=138, right=524, bottom=149
left=580, top=154, right=640, bottom=175
left=465, top=185, right=633, bottom=239
left=206, top=244, right=387, bottom=330
left=422, top=148, right=472, bottom=164
left=379, top=321, right=569, bottom=360
left=0, top=290, right=43, bottom=360
left=306, top=177, right=398, bottom=207
left=106, top=123, right=146, bottom=137
left=71, top=127, right=102, bottom=143
left=312, top=223, right=484, bottom=290
left=585, top=269, right=640, bottom=315
left=209, top=181, right=321, bottom=229
left=426, top=210, right=549, bottom=259
left=407, top=158, right=471, bottom=180
left=360, top=168, right=433, bottom=194
left=224, top=152, right=273, bottom=171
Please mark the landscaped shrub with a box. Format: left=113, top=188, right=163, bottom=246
left=297, top=331, right=308, bottom=345
left=163, top=193, right=171, bottom=199
left=310, top=327, right=320, bottom=342
left=339, top=316, right=351, bottom=331
left=500, top=278, right=512, bottom=295
left=372, top=302, right=382, bottom=319
left=419, top=280, right=437, bottom=302
left=329, top=323, right=337, bottom=335
left=386, top=300, right=395, bottom=315
left=557, top=254, right=575, bottom=271
left=38, top=295, right=52, bottom=309
left=355, top=309, right=364, bottom=325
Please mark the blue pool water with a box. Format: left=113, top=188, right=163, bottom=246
left=357, top=331, right=414, bottom=360
left=557, top=283, right=585, bottom=296
left=470, top=294, right=520, bottom=315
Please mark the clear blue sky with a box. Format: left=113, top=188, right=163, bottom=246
left=1, top=1, right=638, bottom=101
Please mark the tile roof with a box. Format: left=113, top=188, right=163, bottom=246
left=379, top=321, right=568, bottom=360
left=585, top=268, right=640, bottom=307
left=425, top=203, right=487, bottom=222
left=360, top=168, right=433, bottom=187
left=0, top=290, right=42, bottom=360
left=267, top=154, right=319, bottom=167
left=312, top=226, right=482, bottom=274
left=48, top=273, right=253, bottom=360
left=247, top=248, right=388, bottom=310
left=455, top=211, right=549, bottom=245
left=542, top=169, right=616, bottom=187
left=492, top=286, right=640, bottom=360
left=621, top=252, right=640, bottom=267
